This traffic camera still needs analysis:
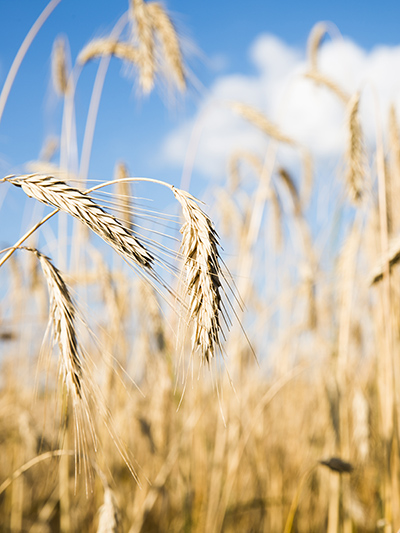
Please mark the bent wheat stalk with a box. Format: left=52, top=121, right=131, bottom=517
left=307, top=22, right=329, bottom=71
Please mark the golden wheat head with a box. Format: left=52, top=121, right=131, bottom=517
left=173, top=187, right=223, bottom=363
left=6, top=174, right=153, bottom=269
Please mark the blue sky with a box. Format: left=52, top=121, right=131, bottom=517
left=1, top=0, right=400, bottom=250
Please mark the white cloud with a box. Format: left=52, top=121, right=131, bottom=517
left=162, top=33, right=400, bottom=181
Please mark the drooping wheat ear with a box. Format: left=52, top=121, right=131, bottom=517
left=304, top=70, right=350, bottom=105
left=307, top=22, right=328, bottom=71
left=97, top=485, right=122, bottom=533
left=345, top=92, right=365, bottom=202
left=27, top=248, right=82, bottom=399
left=131, top=0, right=156, bottom=93
left=51, top=36, right=69, bottom=96
left=173, top=187, right=223, bottom=363
left=277, top=167, right=302, bottom=217
left=270, top=185, right=284, bottom=251
left=228, top=150, right=264, bottom=190
left=114, top=162, right=133, bottom=231
left=78, top=40, right=140, bottom=67
left=147, top=2, right=185, bottom=91
left=230, top=102, right=297, bottom=145
left=6, top=174, right=153, bottom=269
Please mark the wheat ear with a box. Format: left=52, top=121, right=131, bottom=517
left=304, top=70, right=350, bottom=105
left=173, top=187, right=223, bottom=363
left=51, top=36, right=69, bottom=96
left=78, top=40, right=140, bottom=67
left=147, top=2, right=185, bottom=91
left=345, top=92, right=365, bottom=202
left=24, top=247, right=97, bottom=479
left=131, top=0, right=156, bottom=93
left=6, top=174, right=153, bottom=269
left=27, top=248, right=82, bottom=398
left=230, top=102, right=296, bottom=145
left=97, top=485, right=121, bottom=533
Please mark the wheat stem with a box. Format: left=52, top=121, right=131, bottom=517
left=0, top=0, right=61, bottom=126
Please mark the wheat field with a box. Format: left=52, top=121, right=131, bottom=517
left=0, top=1, right=399, bottom=532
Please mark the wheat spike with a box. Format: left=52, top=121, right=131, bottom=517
left=173, top=187, right=223, bottom=363
left=147, top=2, right=185, bottom=91
left=131, top=0, right=156, bottom=93
left=97, top=485, right=121, bottom=533
left=78, top=40, right=140, bottom=67
left=51, top=36, right=69, bottom=96
left=304, top=70, right=350, bottom=105
left=230, top=102, right=297, bottom=145
left=277, top=167, right=302, bottom=217
left=345, top=92, right=365, bottom=202
left=6, top=174, right=153, bottom=269
left=24, top=248, right=99, bottom=483
left=28, top=248, right=82, bottom=398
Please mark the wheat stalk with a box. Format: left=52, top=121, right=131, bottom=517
left=307, top=22, right=328, bottom=71
left=369, top=234, right=400, bottom=284
left=6, top=174, right=153, bottom=269
left=114, top=162, right=133, bottom=232
left=173, top=187, right=223, bottom=363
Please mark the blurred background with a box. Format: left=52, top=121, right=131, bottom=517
left=1, top=1, right=400, bottom=531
